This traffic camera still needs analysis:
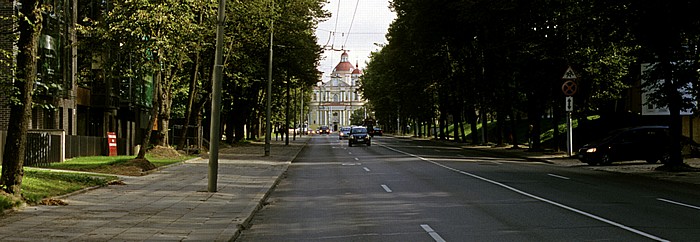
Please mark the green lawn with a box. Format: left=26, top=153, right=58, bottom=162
left=1, top=153, right=195, bottom=210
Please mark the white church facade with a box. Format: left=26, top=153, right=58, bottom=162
left=308, top=51, right=365, bottom=132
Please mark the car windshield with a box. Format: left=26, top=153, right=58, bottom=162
left=341, top=127, right=351, bottom=131
left=352, top=127, right=367, bottom=133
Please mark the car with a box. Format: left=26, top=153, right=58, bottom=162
left=319, top=126, right=331, bottom=134
left=348, top=126, right=371, bottom=147
left=338, top=127, right=351, bottom=140
left=577, top=126, right=672, bottom=165
left=372, top=127, right=383, bottom=136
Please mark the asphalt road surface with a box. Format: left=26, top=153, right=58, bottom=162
left=237, top=135, right=700, bottom=241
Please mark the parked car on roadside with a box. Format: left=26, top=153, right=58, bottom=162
left=339, top=127, right=351, bottom=140
left=578, top=126, right=672, bottom=165
left=348, top=126, right=371, bottom=147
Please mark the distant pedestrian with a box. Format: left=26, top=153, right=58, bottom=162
left=275, top=126, right=280, bottom=141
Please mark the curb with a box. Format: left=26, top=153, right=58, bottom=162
left=229, top=137, right=311, bottom=241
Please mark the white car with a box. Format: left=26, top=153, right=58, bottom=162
left=338, top=127, right=351, bottom=140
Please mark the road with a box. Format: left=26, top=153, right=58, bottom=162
left=237, top=135, right=700, bottom=241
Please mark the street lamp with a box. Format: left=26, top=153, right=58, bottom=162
left=265, top=1, right=274, bottom=156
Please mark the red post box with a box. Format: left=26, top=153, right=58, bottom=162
left=108, top=132, right=117, bottom=156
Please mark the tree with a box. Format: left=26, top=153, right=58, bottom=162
left=1, top=0, right=43, bottom=195
left=630, top=1, right=700, bottom=169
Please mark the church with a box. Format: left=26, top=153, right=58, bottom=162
left=308, top=51, right=365, bottom=132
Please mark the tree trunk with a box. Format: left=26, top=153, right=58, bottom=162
left=1, top=0, right=42, bottom=195
left=481, top=110, right=488, bottom=145
left=468, top=105, right=479, bottom=145
left=136, top=71, right=160, bottom=159
left=157, top=67, right=177, bottom=146
left=496, top=111, right=505, bottom=147
left=177, top=51, right=201, bottom=150
left=452, top=112, right=459, bottom=142
left=511, top=111, right=521, bottom=148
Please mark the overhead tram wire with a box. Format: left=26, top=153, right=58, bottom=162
left=330, top=0, right=342, bottom=50
left=343, top=0, right=360, bottom=48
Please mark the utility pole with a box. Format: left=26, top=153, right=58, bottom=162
left=208, top=0, right=226, bottom=192
left=285, top=79, right=290, bottom=145
left=264, top=1, right=274, bottom=156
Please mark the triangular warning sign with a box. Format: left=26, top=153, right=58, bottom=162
left=562, top=66, right=577, bottom=80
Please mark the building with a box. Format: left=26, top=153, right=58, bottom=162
left=308, top=51, right=365, bottom=131
left=1, top=0, right=152, bottom=160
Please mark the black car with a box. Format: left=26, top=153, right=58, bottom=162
left=319, top=126, right=331, bottom=135
left=372, top=127, right=383, bottom=136
left=348, top=126, right=371, bottom=147
left=578, top=126, right=671, bottom=165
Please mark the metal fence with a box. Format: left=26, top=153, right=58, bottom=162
left=0, top=130, right=126, bottom=167
left=65, top=135, right=105, bottom=159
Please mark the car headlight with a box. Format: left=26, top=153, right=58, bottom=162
left=586, top=148, right=597, bottom=153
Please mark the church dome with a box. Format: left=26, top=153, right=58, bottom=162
left=351, top=64, right=362, bottom=74
left=335, top=62, right=353, bottom=72
left=334, top=51, right=353, bottom=72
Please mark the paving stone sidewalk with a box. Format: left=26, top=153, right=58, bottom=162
left=428, top=138, right=700, bottom=186
left=392, top=135, right=700, bottom=185
left=0, top=136, right=309, bottom=241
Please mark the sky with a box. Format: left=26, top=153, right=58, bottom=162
left=315, top=0, right=397, bottom=82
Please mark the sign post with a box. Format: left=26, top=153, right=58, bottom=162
left=562, top=66, right=578, bottom=157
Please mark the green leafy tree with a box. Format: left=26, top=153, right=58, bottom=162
left=1, top=0, right=44, bottom=195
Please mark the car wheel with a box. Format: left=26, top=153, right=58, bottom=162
left=348, top=142, right=352, bottom=147
left=600, top=154, right=612, bottom=165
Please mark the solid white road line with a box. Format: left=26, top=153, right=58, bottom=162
left=420, top=224, right=446, bottom=242
left=548, top=173, right=571, bottom=180
left=379, top=144, right=670, bottom=242
left=363, top=167, right=371, bottom=172
left=381, top=184, right=393, bottom=193
left=658, top=198, right=700, bottom=211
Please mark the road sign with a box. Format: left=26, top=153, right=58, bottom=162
left=562, top=66, right=577, bottom=80
left=562, top=80, right=577, bottom=96
left=565, top=96, right=573, bottom=111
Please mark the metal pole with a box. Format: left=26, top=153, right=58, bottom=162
left=567, top=111, right=573, bottom=157
left=265, top=3, right=274, bottom=156
left=300, top=88, right=304, bottom=136
left=208, top=0, right=226, bottom=192
left=285, top=79, right=290, bottom=145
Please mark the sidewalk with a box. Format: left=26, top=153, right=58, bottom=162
left=475, top=145, right=700, bottom=186
left=0, top=136, right=309, bottom=241
left=398, top=135, right=700, bottom=186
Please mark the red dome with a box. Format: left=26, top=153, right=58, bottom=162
left=352, top=64, right=362, bottom=74
left=335, top=62, right=353, bottom=72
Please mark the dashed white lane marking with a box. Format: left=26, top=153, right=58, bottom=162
left=548, top=173, right=570, bottom=180
left=658, top=198, right=700, bottom=211
left=420, top=224, right=446, bottom=242
left=381, top=185, right=392, bottom=193
left=363, top=167, right=371, bottom=172
left=379, top=144, right=670, bottom=242
left=354, top=157, right=360, bottom=161
left=458, top=154, right=501, bottom=165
